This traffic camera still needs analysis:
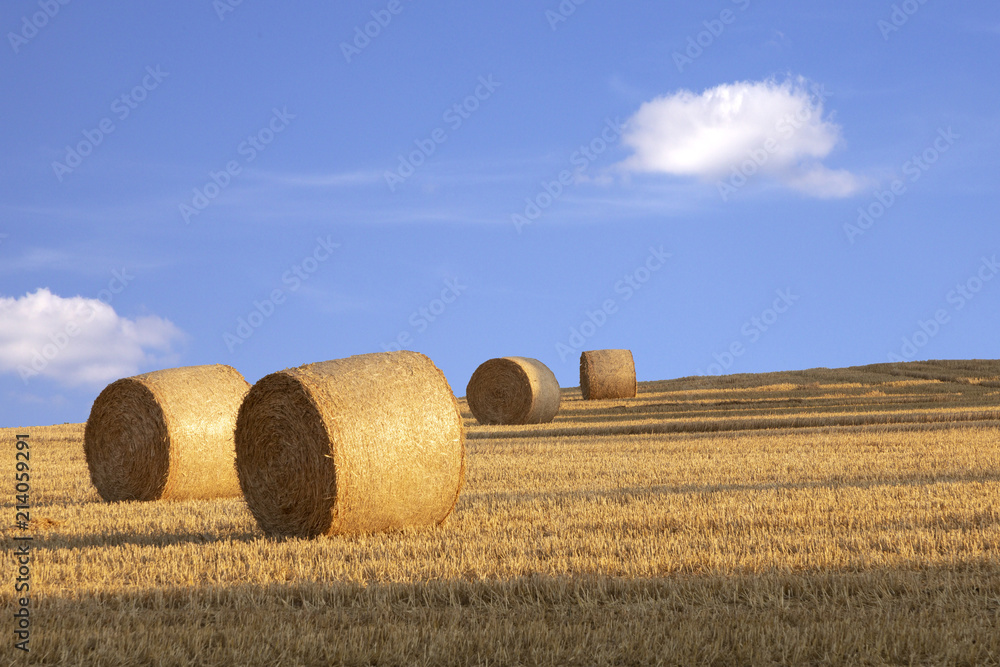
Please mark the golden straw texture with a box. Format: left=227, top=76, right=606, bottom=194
left=84, top=364, right=250, bottom=502
left=580, top=349, right=637, bottom=400
left=234, top=351, right=466, bottom=539
left=466, top=357, right=561, bottom=425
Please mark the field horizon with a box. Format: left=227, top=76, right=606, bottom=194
left=12, top=356, right=1000, bottom=430
left=3, top=357, right=1000, bottom=665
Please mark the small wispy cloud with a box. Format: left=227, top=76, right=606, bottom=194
left=0, top=248, right=76, bottom=273
left=0, top=245, right=171, bottom=276
left=765, top=30, right=793, bottom=50
left=249, top=169, right=386, bottom=188
left=617, top=77, right=866, bottom=198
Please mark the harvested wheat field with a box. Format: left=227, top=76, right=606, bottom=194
left=3, top=359, right=1000, bottom=665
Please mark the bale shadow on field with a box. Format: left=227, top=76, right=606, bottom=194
left=22, top=564, right=1000, bottom=666
left=463, top=467, right=1000, bottom=512
left=0, top=525, right=263, bottom=552
left=466, top=413, right=1000, bottom=440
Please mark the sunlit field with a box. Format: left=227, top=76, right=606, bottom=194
left=4, top=359, right=1000, bottom=665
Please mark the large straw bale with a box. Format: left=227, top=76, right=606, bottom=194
left=234, top=351, right=465, bottom=539
left=84, top=364, right=250, bottom=502
left=465, top=357, right=561, bottom=425
left=580, top=349, right=637, bottom=400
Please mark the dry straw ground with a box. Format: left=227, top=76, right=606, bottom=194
left=3, top=359, right=1000, bottom=665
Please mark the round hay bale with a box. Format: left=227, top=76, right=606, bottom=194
left=465, top=357, right=561, bottom=425
left=580, top=349, right=637, bottom=400
left=84, top=364, right=250, bottom=502
left=234, top=351, right=465, bottom=539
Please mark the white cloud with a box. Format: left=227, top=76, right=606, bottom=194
left=0, top=288, right=185, bottom=387
left=618, top=77, right=866, bottom=198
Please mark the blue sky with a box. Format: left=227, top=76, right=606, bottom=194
left=2, top=1, right=998, bottom=427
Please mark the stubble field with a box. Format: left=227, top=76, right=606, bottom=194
left=3, top=359, right=1000, bottom=665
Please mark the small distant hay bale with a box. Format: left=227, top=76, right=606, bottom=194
left=465, top=357, right=561, bottom=425
left=234, top=351, right=465, bottom=539
left=84, top=365, right=250, bottom=502
left=580, top=349, right=637, bottom=400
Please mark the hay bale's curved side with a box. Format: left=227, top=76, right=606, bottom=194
left=580, top=349, right=637, bottom=400
left=235, top=351, right=466, bottom=539
left=84, top=364, right=250, bottom=502
left=465, top=357, right=561, bottom=425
